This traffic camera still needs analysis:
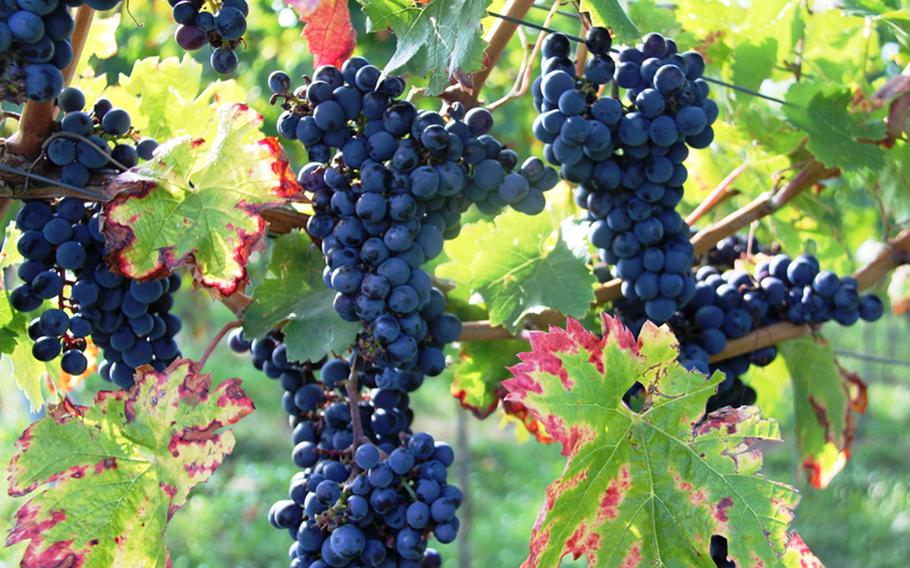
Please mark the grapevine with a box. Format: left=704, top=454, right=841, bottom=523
left=0, top=2, right=907, bottom=567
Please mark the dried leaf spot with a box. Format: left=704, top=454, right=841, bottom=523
left=563, top=522, right=601, bottom=564
left=714, top=496, right=734, bottom=523
left=621, top=542, right=642, bottom=568
left=597, top=465, right=632, bottom=523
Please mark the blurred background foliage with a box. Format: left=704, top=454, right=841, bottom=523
left=2, top=0, right=910, bottom=566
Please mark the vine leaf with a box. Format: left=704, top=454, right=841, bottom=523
left=729, top=37, right=778, bottom=92
left=103, top=103, right=301, bottom=296
left=437, top=208, right=595, bottom=333
left=287, top=0, right=357, bottom=68
left=778, top=336, right=867, bottom=489
left=784, top=83, right=886, bottom=172
left=0, top=300, right=51, bottom=411
left=580, top=0, right=639, bottom=44
left=449, top=339, right=527, bottom=418
left=359, top=0, right=490, bottom=94
left=243, top=231, right=358, bottom=362
left=6, top=359, right=255, bottom=568
left=504, top=314, right=818, bottom=567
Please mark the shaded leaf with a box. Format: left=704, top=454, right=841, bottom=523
left=243, top=231, right=358, bottom=362
left=360, top=0, right=490, bottom=95
left=784, top=83, right=886, bottom=172
left=581, top=0, right=639, bottom=44
left=103, top=104, right=301, bottom=296
left=288, top=0, right=357, bottom=68
left=779, top=336, right=868, bottom=488
left=504, top=315, right=814, bottom=567
left=437, top=208, right=596, bottom=333
left=6, top=359, right=254, bottom=567
left=450, top=339, right=527, bottom=418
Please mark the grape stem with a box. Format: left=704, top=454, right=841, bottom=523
left=345, top=355, right=364, bottom=452
left=198, top=319, right=242, bottom=372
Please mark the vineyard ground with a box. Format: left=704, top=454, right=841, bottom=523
left=0, top=301, right=907, bottom=567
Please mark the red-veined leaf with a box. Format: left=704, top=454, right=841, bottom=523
left=504, top=315, right=818, bottom=567
left=103, top=103, right=300, bottom=296
left=287, top=0, right=357, bottom=68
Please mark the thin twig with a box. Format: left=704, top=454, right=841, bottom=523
left=685, top=162, right=748, bottom=226
left=198, top=320, right=242, bottom=372
left=488, top=0, right=562, bottom=111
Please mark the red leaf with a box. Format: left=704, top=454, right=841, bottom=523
left=287, top=0, right=356, bottom=68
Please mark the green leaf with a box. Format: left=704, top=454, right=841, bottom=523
left=450, top=339, right=527, bottom=418
left=729, top=37, right=778, bottom=92
left=437, top=207, right=596, bottom=333
left=243, top=231, right=358, bottom=362
left=504, top=315, right=819, bottom=567
left=784, top=83, right=886, bottom=172
left=580, top=0, right=639, bottom=44
left=103, top=104, right=301, bottom=296
left=0, top=306, right=49, bottom=410
left=880, top=140, right=910, bottom=224
left=1, top=223, right=24, bottom=270
left=6, top=360, right=254, bottom=568
left=109, top=55, right=249, bottom=142
left=778, top=336, right=866, bottom=488
left=360, top=0, right=490, bottom=95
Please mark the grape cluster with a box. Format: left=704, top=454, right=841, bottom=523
left=11, top=199, right=181, bottom=385
left=48, top=86, right=158, bottom=187
left=268, top=58, right=558, bottom=220
left=299, top=164, right=463, bottom=376
left=532, top=29, right=718, bottom=323
left=277, top=57, right=556, bottom=374
left=617, top=253, right=883, bottom=387
left=168, top=0, right=248, bottom=74
left=230, top=332, right=456, bottom=567
left=1, top=1, right=86, bottom=102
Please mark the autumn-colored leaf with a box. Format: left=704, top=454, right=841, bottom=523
left=103, top=103, right=300, bottom=296
left=287, top=0, right=357, bottom=68
left=504, top=315, right=816, bottom=568
left=6, top=359, right=254, bottom=568
left=778, top=336, right=868, bottom=489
